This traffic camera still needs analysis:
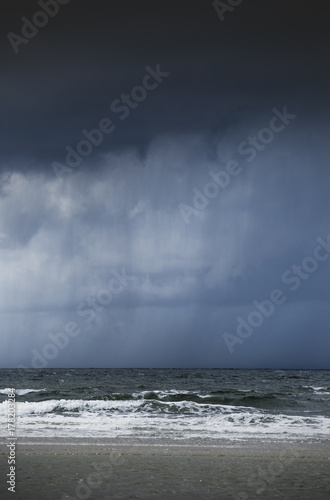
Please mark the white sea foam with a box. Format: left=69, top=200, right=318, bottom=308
left=0, top=398, right=329, bottom=441
left=0, top=388, right=45, bottom=396
left=302, top=386, right=330, bottom=394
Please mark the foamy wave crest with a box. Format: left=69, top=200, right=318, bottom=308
left=0, top=388, right=46, bottom=396
left=302, top=386, right=330, bottom=394
left=1, top=400, right=329, bottom=441
left=0, top=398, right=142, bottom=417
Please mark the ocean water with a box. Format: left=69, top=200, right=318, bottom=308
left=0, top=368, right=329, bottom=444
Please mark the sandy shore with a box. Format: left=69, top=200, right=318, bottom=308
left=1, top=439, right=329, bottom=499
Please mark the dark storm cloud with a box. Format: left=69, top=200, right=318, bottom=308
left=0, top=1, right=329, bottom=368
left=1, top=0, right=328, bottom=166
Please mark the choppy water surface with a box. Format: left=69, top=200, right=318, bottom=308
left=0, top=369, right=329, bottom=442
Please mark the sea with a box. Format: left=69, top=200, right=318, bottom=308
left=0, top=368, right=329, bottom=444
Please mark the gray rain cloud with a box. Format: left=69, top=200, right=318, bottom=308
left=0, top=0, right=329, bottom=368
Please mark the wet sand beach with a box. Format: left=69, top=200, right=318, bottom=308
left=1, top=439, right=329, bottom=500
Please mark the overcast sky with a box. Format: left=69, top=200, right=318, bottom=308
left=1, top=0, right=329, bottom=368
